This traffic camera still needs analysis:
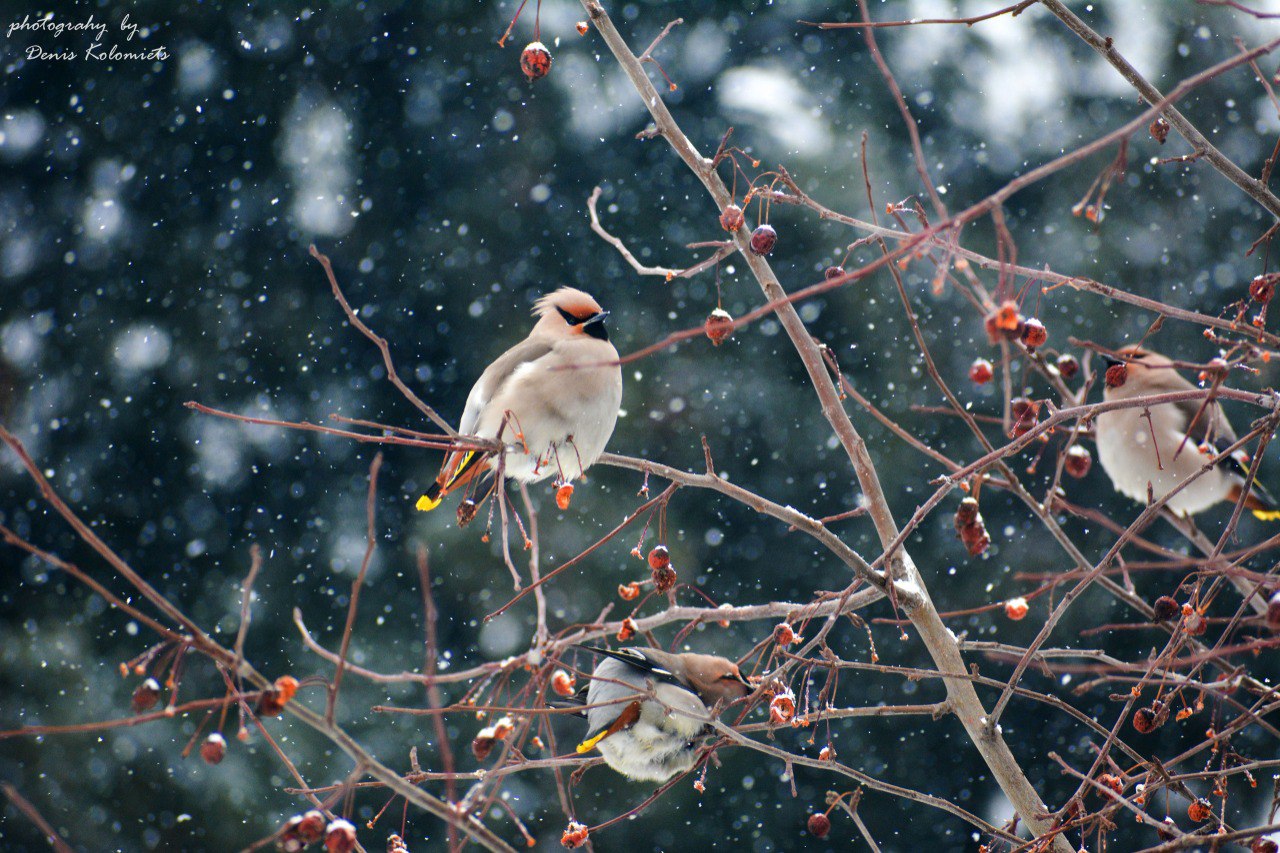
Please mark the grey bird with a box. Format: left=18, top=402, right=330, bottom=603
left=1095, top=345, right=1279, bottom=519
left=571, top=645, right=753, bottom=783
left=416, top=287, right=622, bottom=513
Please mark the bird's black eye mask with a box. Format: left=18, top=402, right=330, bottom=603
left=556, top=306, right=588, bottom=326
left=557, top=306, right=610, bottom=341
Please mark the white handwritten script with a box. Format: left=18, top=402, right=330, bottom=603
left=7, top=13, right=168, bottom=61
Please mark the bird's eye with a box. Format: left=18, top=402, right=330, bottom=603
left=1130, top=352, right=1147, bottom=360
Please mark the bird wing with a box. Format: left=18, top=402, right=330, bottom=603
left=575, top=645, right=688, bottom=690
left=458, top=337, right=555, bottom=436
left=1170, top=396, right=1237, bottom=449
left=1171, top=397, right=1280, bottom=517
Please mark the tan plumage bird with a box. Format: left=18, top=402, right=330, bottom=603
left=567, top=646, right=753, bottom=782
left=1095, top=345, right=1280, bottom=520
left=416, top=288, right=622, bottom=513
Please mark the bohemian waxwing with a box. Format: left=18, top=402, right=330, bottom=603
left=569, top=645, right=752, bottom=783
left=1095, top=345, right=1280, bottom=519
left=416, top=287, right=622, bottom=513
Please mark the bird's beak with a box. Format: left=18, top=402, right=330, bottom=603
left=583, top=311, right=610, bottom=341
left=1102, top=354, right=1122, bottom=369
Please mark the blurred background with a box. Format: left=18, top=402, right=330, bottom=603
left=3, top=0, right=1280, bottom=849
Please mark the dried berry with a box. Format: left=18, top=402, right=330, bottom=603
left=749, top=224, right=777, bottom=255
left=824, top=265, right=845, bottom=280
left=652, top=561, right=677, bottom=594
left=457, top=498, right=478, bottom=527
left=1153, top=595, right=1180, bottom=622
left=1132, top=707, right=1157, bottom=734
left=551, top=669, right=577, bottom=697
left=969, top=358, right=994, bottom=385
left=575, top=21, right=589, bottom=36
left=719, top=204, right=745, bottom=232
left=818, top=745, right=836, bottom=761
left=520, top=41, right=552, bottom=81
left=1198, top=357, right=1229, bottom=384
left=774, top=623, right=796, bottom=646
left=200, top=732, right=226, bottom=765
left=1184, top=609, right=1207, bottom=636
left=1064, top=445, right=1092, bottom=479
left=617, top=581, right=640, bottom=601
left=769, top=690, right=796, bottom=725
left=132, top=677, right=162, bottom=713
left=325, top=819, right=357, bottom=853
left=807, top=812, right=831, bottom=839
left=555, top=483, right=574, bottom=510
left=1056, top=353, right=1080, bottom=379
left=1187, top=798, right=1212, bottom=823
left=1010, top=396, right=1041, bottom=437
left=1150, top=115, right=1170, bottom=144
left=616, top=616, right=637, bottom=642
left=1004, top=597, right=1029, bottom=621
left=275, top=675, right=299, bottom=704
left=1252, top=837, right=1279, bottom=853
left=704, top=308, right=734, bottom=346
left=387, top=834, right=410, bottom=853
left=648, top=545, right=670, bottom=571
left=297, top=811, right=326, bottom=845
left=471, top=728, right=498, bottom=761
left=954, top=497, right=991, bottom=557
left=279, top=816, right=306, bottom=852
left=954, top=497, right=979, bottom=529
left=1157, top=816, right=1178, bottom=841
left=1268, top=591, right=1280, bottom=629
left=984, top=300, right=1023, bottom=343
left=1098, top=773, right=1123, bottom=795
left=1105, top=362, right=1128, bottom=389
left=1020, top=317, right=1048, bottom=349
left=561, top=821, right=589, bottom=848
left=1251, top=273, right=1278, bottom=304
left=257, top=686, right=286, bottom=718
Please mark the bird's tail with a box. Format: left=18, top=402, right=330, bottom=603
left=415, top=449, right=486, bottom=512
left=1227, top=477, right=1280, bottom=521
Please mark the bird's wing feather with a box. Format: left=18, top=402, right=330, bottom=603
left=575, top=645, right=687, bottom=690
left=458, top=338, right=555, bottom=436
left=1171, top=397, right=1237, bottom=448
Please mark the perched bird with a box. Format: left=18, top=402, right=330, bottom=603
left=569, top=645, right=752, bottom=783
left=416, top=288, right=622, bottom=513
left=1095, top=345, right=1280, bottom=519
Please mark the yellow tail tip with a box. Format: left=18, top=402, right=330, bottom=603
left=576, top=730, right=609, bottom=754
left=415, top=493, right=442, bottom=512
left=1251, top=508, right=1280, bottom=521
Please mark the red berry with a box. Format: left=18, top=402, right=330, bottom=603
left=131, top=677, right=162, bottom=713
left=200, top=732, right=226, bottom=765
left=1268, top=591, right=1280, bottom=629
left=1064, top=445, right=1092, bottom=479
left=1252, top=838, right=1279, bottom=853
left=984, top=301, right=1023, bottom=343
left=551, top=669, right=576, bottom=697
left=1132, top=707, right=1156, bottom=733
left=575, top=21, right=589, bottom=36
left=325, top=819, right=357, bottom=853
left=954, top=497, right=980, bottom=530
left=719, top=204, right=745, bottom=232
left=616, top=617, right=637, bottom=642
left=1250, top=273, right=1278, bottom=304
left=749, top=224, right=777, bottom=255
left=1187, top=798, right=1212, bottom=823
left=471, top=729, right=497, bottom=761
left=704, top=309, right=734, bottom=346
left=1098, top=773, right=1123, bottom=795
left=768, top=690, right=795, bottom=724
left=561, top=821, right=589, bottom=848
left=1105, top=362, right=1128, bottom=388
left=648, top=545, right=670, bottom=571
left=969, top=358, right=994, bottom=384
left=807, top=812, right=831, bottom=839
left=1150, top=116, right=1170, bottom=144
left=456, top=498, right=478, bottom=527
left=1056, top=353, right=1080, bottom=379
left=520, top=42, right=552, bottom=81
left=297, top=811, right=326, bottom=844
left=1020, top=317, right=1048, bottom=348
left=555, top=483, right=574, bottom=510
left=824, top=265, right=845, bottom=280
left=774, top=623, right=796, bottom=645
left=1010, top=397, right=1041, bottom=437
left=1153, top=595, right=1180, bottom=622
left=1004, top=597, right=1029, bottom=621
left=617, top=581, right=640, bottom=600
left=652, top=561, right=677, bottom=593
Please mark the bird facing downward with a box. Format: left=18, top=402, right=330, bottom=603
left=572, top=646, right=752, bottom=783
left=1095, top=345, right=1280, bottom=520
left=416, top=287, right=623, bottom=513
